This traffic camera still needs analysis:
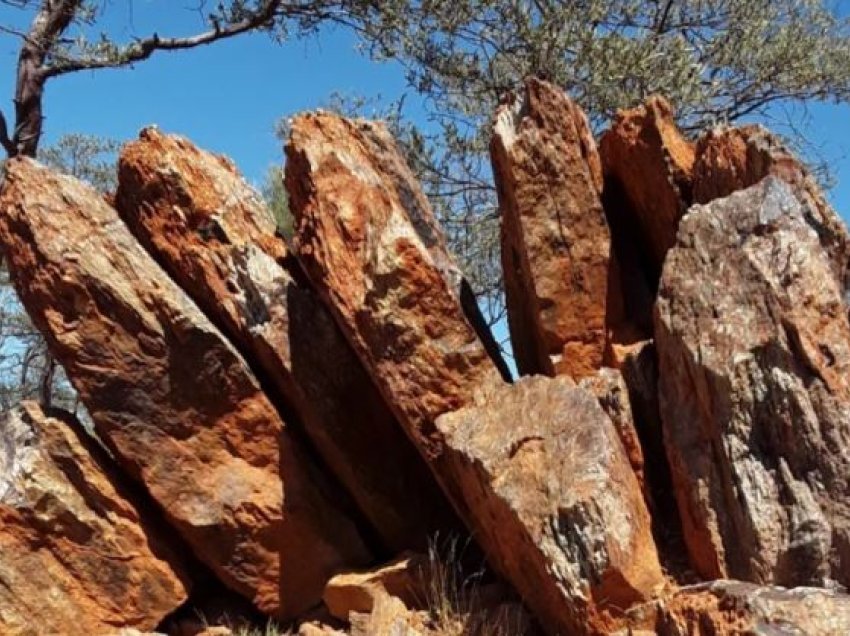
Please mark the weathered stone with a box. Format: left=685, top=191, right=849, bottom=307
left=324, top=553, right=429, bottom=620
left=600, top=96, right=695, bottom=272
left=435, top=376, right=664, bottom=636
left=116, top=127, right=455, bottom=553
left=656, top=177, right=850, bottom=588
left=693, top=124, right=850, bottom=290
left=625, top=580, right=850, bottom=636
left=579, top=368, right=647, bottom=496
left=0, top=402, right=188, bottom=635
left=285, top=113, right=505, bottom=486
left=491, top=78, right=610, bottom=378
left=349, top=593, right=429, bottom=636
left=0, top=158, right=371, bottom=618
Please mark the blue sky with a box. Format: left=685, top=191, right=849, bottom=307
left=0, top=2, right=848, bottom=221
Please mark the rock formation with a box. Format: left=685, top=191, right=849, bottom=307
left=491, top=78, right=610, bottom=378
left=1, top=79, right=849, bottom=636
left=115, top=127, right=456, bottom=553
left=0, top=157, right=371, bottom=619
left=656, top=177, right=850, bottom=587
left=0, top=402, right=188, bottom=635
left=435, top=375, right=664, bottom=635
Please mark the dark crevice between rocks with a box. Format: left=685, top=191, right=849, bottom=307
left=601, top=175, right=659, bottom=342
left=617, top=347, right=692, bottom=585
left=460, top=278, right=514, bottom=382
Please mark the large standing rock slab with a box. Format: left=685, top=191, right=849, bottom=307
left=0, top=402, right=188, bottom=635
left=0, top=158, right=371, bottom=619
left=625, top=580, right=850, bottom=636
left=693, top=124, right=850, bottom=290
left=435, top=376, right=664, bottom=635
left=656, top=176, right=850, bottom=587
left=115, top=128, right=455, bottom=553
left=600, top=97, right=695, bottom=273
left=490, top=78, right=610, bottom=379
left=285, top=113, right=504, bottom=470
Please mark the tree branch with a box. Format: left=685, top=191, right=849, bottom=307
left=42, top=0, right=283, bottom=78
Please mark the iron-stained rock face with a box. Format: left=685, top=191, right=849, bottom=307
left=116, top=127, right=457, bottom=554
left=491, top=78, right=610, bottom=379
left=0, top=158, right=371, bottom=619
left=656, top=177, right=850, bottom=588
left=285, top=112, right=505, bottom=464
left=0, top=402, right=189, bottom=635
left=600, top=96, right=695, bottom=274
left=435, top=376, right=664, bottom=636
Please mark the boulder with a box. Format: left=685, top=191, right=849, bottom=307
left=0, top=402, right=188, bottom=635
left=116, top=127, right=455, bottom=553
left=285, top=113, right=505, bottom=492
left=490, top=78, right=610, bottom=378
left=625, top=580, right=850, bottom=636
left=656, top=176, right=850, bottom=587
left=0, top=158, right=371, bottom=618
left=323, top=553, right=429, bottom=620
left=435, top=376, right=664, bottom=635
left=693, top=124, right=850, bottom=290
left=600, top=96, right=695, bottom=273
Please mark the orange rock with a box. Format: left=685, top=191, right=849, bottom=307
left=285, top=112, right=505, bottom=466
left=599, top=96, right=695, bottom=273
left=323, top=553, right=429, bottom=620
left=116, top=128, right=457, bottom=553
left=490, top=78, right=610, bottom=379
left=0, top=402, right=188, bottom=635
left=435, top=376, right=664, bottom=636
left=693, top=124, right=850, bottom=288
left=0, top=158, right=371, bottom=619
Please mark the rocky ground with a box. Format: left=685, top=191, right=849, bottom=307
left=1, top=77, right=849, bottom=635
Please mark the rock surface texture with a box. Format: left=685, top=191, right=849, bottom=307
left=0, top=158, right=371, bottom=619
left=626, top=580, right=850, bottom=636
left=600, top=96, right=695, bottom=273
left=0, top=402, right=188, bottom=635
left=116, top=127, right=454, bottom=553
left=656, top=177, right=850, bottom=588
left=285, top=113, right=505, bottom=495
left=491, top=78, right=610, bottom=379
left=435, top=375, right=664, bottom=636
left=693, top=124, right=850, bottom=290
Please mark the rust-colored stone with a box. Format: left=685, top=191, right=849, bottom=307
left=285, top=113, right=504, bottom=468
left=0, top=402, right=189, bottom=635
left=0, top=158, right=371, bottom=619
left=116, top=127, right=456, bottom=553
left=600, top=96, right=695, bottom=272
left=436, top=376, right=664, bottom=635
left=491, top=78, right=610, bottom=378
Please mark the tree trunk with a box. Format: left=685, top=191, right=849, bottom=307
left=13, top=44, right=46, bottom=157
